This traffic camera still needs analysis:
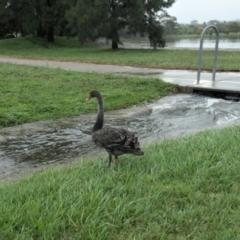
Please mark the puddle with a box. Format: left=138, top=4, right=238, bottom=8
left=1, top=94, right=240, bottom=181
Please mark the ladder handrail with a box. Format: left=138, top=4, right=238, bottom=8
left=197, top=25, right=219, bottom=84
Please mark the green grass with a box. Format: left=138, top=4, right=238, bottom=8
left=1, top=125, right=240, bottom=239
left=0, top=62, right=176, bottom=127
left=0, top=36, right=239, bottom=71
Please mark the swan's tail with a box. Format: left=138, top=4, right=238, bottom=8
left=131, top=148, right=144, bottom=156
left=131, top=136, right=144, bottom=155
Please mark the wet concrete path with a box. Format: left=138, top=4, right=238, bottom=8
left=0, top=57, right=239, bottom=87
left=1, top=94, right=240, bottom=181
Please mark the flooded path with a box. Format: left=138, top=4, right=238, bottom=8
left=1, top=94, right=240, bottom=181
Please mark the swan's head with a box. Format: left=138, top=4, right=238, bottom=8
left=86, top=90, right=101, bottom=100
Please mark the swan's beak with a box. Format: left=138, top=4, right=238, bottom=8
left=86, top=95, right=91, bottom=101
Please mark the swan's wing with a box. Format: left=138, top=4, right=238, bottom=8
left=92, top=127, right=140, bottom=149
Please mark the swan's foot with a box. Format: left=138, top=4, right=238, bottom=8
left=114, top=156, right=118, bottom=165
left=107, top=155, right=118, bottom=167
left=107, top=154, right=112, bottom=167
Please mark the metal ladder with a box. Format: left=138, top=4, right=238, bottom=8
left=197, top=25, right=220, bottom=84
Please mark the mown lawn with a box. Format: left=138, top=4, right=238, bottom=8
left=1, top=125, right=240, bottom=239
left=0, top=36, right=239, bottom=71
left=0, top=62, right=176, bottom=127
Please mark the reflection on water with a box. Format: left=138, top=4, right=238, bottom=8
left=166, top=37, right=240, bottom=49
left=1, top=94, right=240, bottom=181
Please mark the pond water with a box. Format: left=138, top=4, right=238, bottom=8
left=121, top=36, right=240, bottom=50
left=1, top=94, right=240, bottom=181
left=165, top=36, right=240, bottom=50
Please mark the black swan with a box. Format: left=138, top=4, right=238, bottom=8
left=87, top=90, right=144, bottom=167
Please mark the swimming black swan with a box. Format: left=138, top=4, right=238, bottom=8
left=87, top=90, right=144, bottom=167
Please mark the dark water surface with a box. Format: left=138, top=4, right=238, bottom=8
left=1, top=94, right=240, bottom=181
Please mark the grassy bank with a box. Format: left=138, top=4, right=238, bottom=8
left=0, top=63, right=175, bottom=127
left=0, top=37, right=239, bottom=71
left=1, top=125, right=240, bottom=239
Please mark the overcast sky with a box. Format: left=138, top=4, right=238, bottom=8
left=167, top=0, right=240, bottom=24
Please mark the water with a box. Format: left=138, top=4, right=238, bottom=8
left=166, top=37, right=240, bottom=50
left=121, top=36, right=240, bottom=50
left=1, top=94, right=240, bottom=181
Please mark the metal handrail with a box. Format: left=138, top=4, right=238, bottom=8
left=197, top=25, right=219, bottom=84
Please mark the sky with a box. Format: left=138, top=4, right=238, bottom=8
left=167, top=0, right=240, bottom=24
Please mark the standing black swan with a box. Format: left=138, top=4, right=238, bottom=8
left=87, top=90, right=144, bottom=167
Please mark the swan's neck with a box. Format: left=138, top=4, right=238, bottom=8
left=92, top=94, right=104, bottom=133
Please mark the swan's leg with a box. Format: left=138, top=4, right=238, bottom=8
left=114, top=156, right=118, bottom=164
left=108, top=154, right=112, bottom=167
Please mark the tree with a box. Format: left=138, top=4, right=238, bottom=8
left=66, top=0, right=176, bottom=49
left=228, top=21, right=240, bottom=33
left=0, top=0, right=9, bottom=37
left=6, top=0, right=37, bottom=37
left=162, top=15, right=178, bottom=35
left=148, top=20, right=165, bottom=49
left=207, top=20, right=220, bottom=25
left=190, top=20, right=198, bottom=26
left=0, top=0, right=69, bottom=42
left=34, top=0, right=70, bottom=42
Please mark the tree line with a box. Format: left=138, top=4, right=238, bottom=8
left=164, top=19, right=240, bottom=36
left=0, top=0, right=176, bottom=49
